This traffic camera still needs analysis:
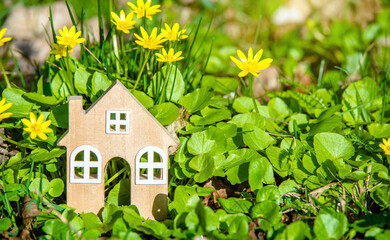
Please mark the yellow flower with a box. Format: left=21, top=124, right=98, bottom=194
left=111, top=10, right=136, bottom=34
left=56, top=26, right=85, bottom=48
left=155, top=48, right=184, bottom=63
left=128, top=0, right=161, bottom=20
left=0, top=98, right=13, bottom=121
left=230, top=48, right=273, bottom=77
left=0, top=28, right=12, bottom=46
left=22, top=112, right=53, bottom=140
left=161, top=23, right=188, bottom=42
left=379, top=138, right=390, bottom=155
left=50, top=43, right=73, bottom=60
left=134, top=27, right=166, bottom=50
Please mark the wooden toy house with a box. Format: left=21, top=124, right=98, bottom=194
left=58, top=80, right=178, bottom=220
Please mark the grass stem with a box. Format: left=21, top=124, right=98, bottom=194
left=0, top=61, right=11, bottom=88
left=249, top=75, right=259, bottom=114
left=133, top=50, right=150, bottom=91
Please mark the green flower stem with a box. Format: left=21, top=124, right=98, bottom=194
left=0, top=61, right=11, bottom=88
left=0, top=167, right=19, bottom=234
left=120, top=33, right=128, bottom=76
left=249, top=75, right=259, bottom=114
left=61, top=53, right=70, bottom=72
left=168, top=62, right=178, bottom=101
left=133, top=50, right=150, bottom=91
left=0, top=132, right=36, bottom=150
left=158, top=63, right=171, bottom=104
left=112, top=31, right=121, bottom=74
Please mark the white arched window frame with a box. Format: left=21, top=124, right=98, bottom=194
left=70, top=145, right=102, bottom=183
left=135, top=146, right=167, bottom=185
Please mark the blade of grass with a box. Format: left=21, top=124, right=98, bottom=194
left=182, top=17, right=202, bottom=77
left=253, top=16, right=262, bottom=47
left=10, top=50, right=25, bottom=89
left=49, top=5, right=57, bottom=43
left=381, top=65, right=390, bottom=124
left=80, top=8, right=86, bottom=64
left=97, top=0, right=104, bottom=48
left=198, top=39, right=214, bottom=86
left=353, top=82, right=371, bottom=123
left=318, top=59, right=325, bottom=87
left=65, top=1, right=77, bottom=27
left=192, top=12, right=214, bottom=59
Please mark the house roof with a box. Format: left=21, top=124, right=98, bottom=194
left=57, top=80, right=179, bottom=148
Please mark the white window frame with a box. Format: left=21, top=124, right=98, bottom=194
left=135, top=146, right=167, bottom=185
left=70, top=145, right=102, bottom=183
left=106, top=110, right=130, bottom=134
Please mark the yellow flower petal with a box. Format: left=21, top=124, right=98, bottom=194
left=0, top=102, right=12, bottom=113
left=140, top=27, right=148, bottom=39
left=135, top=40, right=144, bottom=46
left=174, top=51, right=182, bottom=58
left=134, top=33, right=142, bottom=41
left=128, top=2, right=137, bottom=11
left=164, top=23, right=171, bottom=32
left=23, top=127, right=32, bottom=132
left=0, top=28, right=6, bottom=38
left=37, top=114, right=45, bottom=124
left=0, top=112, right=13, bottom=121
left=172, top=23, right=179, bottom=32
left=254, top=49, right=263, bottom=62
left=1, top=37, right=12, bottom=43
left=69, top=26, right=76, bottom=35
left=155, top=48, right=184, bottom=63
left=42, top=128, right=53, bottom=133
left=30, top=112, right=37, bottom=123
left=150, top=27, right=157, bottom=38
left=230, top=56, right=243, bottom=69
left=238, top=71, right=249, bottom=77
left=231, top=48, right=273, bottom=78
left=31, top=132, right=37, bottom=139
left=56, top=25, right=84, bottom=48
left=248, top=48, right=253, bottom=61
left=22, top=118, right=32, bottom=127
left=250, top=71, right=259, bottom=77
left=237, top=50, right=247, bottom=61
left=111, top=12, right=120, bottom=23
left=129, top=0, right=160, bottom=20
left=41, top=120, right=52, bottom=128
left=38, top=132, right=48, bottom=140
left=383, top=138, right=390, bottom=147
left=135, top=27, right=165, bottom=49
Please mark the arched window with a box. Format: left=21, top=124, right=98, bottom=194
left=135, top=146, right=167, bottom=185
left=70, top=145, right=102, bottom=183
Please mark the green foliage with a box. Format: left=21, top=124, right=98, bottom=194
left=1, top=0, right=390, bottom=239
left=314, top=209, right=348, bottom=240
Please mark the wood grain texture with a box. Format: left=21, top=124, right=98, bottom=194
left=58, top=80, right=178, bottom=220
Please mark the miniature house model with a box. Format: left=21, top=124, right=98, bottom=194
left=58, top=80, right=178, bottom=220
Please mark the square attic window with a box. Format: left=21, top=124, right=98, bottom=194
left=106, top=111, right=130, bottom=134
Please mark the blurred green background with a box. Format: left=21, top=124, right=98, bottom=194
left=1, top=0, right=389, bottom=88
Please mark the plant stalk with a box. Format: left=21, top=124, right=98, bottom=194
left=249, top=75, right=259, bottom=113
left=133, top=50, right=150, bottom=91
left=0, top=61, right=11, bottom=88
left=158, top=63, right=171, bottom=104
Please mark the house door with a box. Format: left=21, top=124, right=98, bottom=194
left=105, top=157, right=131, bottom=206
